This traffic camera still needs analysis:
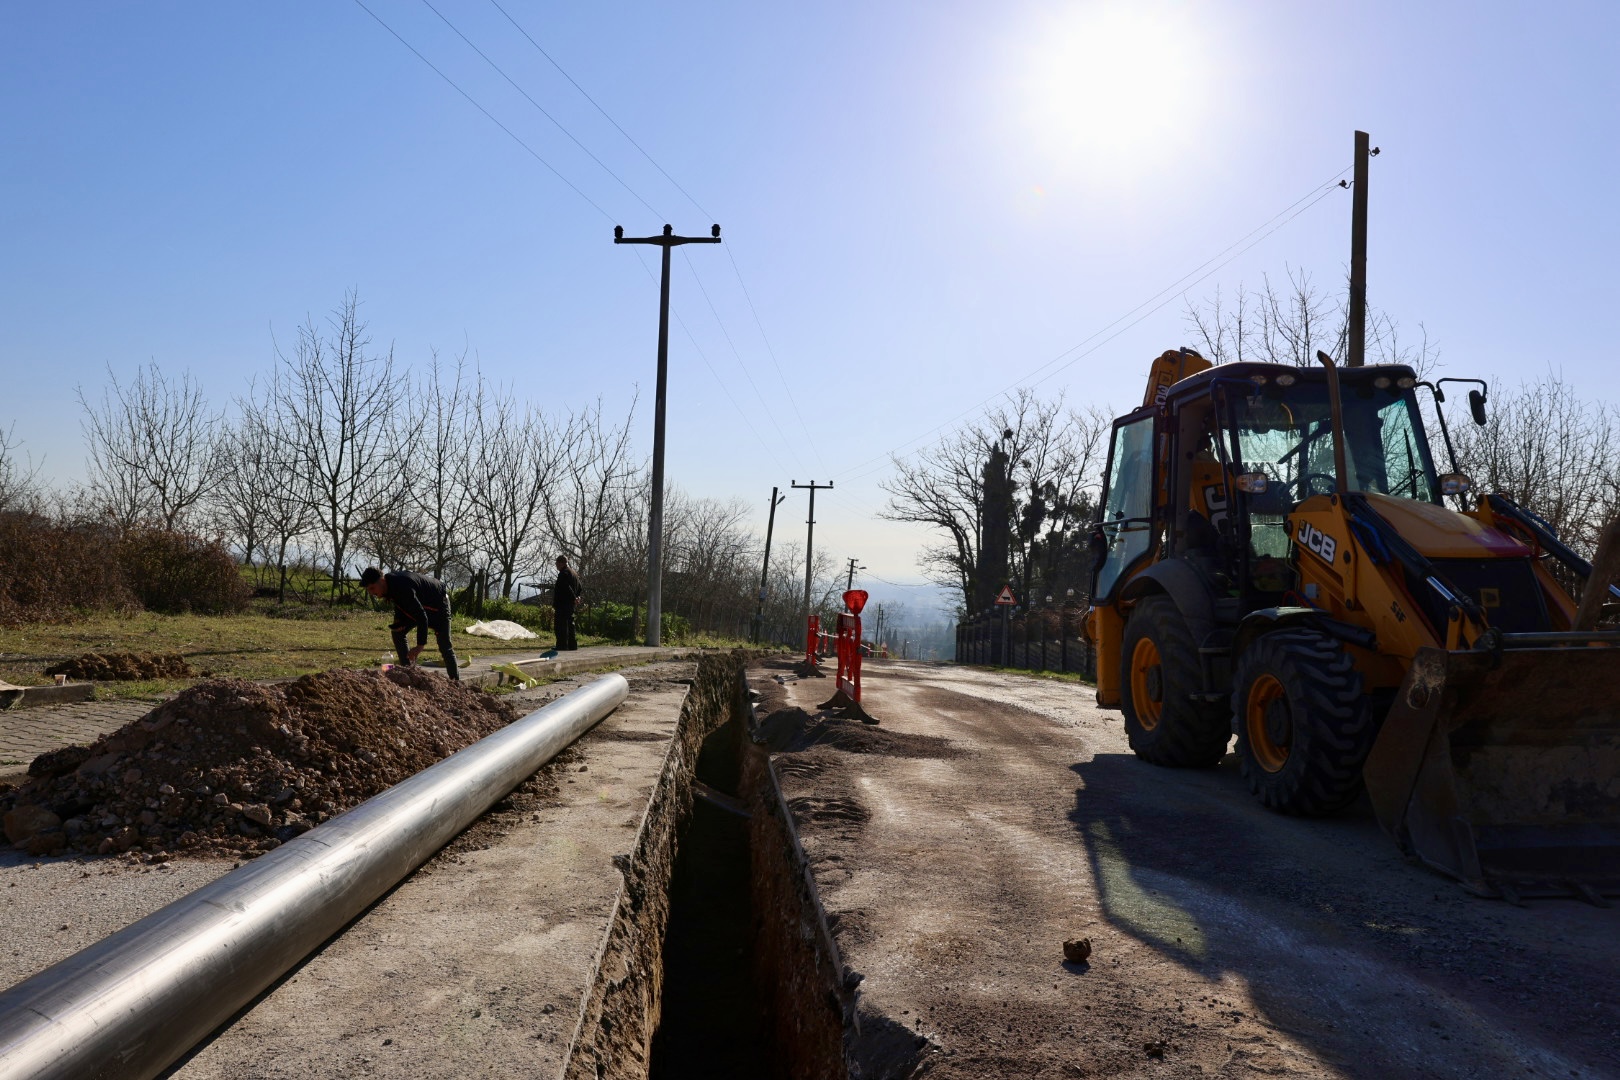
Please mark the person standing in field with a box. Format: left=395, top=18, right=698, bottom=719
left=552, top=556, right=581, bottom=652
left=361, top=566, right=459, bottom=681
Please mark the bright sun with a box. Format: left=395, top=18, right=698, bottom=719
left=1004, top=2, right=1218, bottom=187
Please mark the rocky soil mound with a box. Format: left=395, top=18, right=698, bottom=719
left=0, top=666, right=515, bottom=859
left=44, top=651, right=197, bottom=681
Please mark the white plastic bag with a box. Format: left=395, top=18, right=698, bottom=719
left=464, top=619, right=539, bottom=640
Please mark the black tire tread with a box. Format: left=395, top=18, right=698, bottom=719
left=1120, top=595, right=1230, bottom=768
left=1233, top=628, right=1373, bottom=815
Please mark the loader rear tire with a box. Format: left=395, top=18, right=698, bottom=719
left=1233, top=629, right=1375, bottom=816
left=1120, top=595, right=1230, bottom=767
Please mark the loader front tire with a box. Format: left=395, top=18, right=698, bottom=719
left=1120, top=595, right=1230, bottom=767
left=1233, top=629, right=1374, bottom=815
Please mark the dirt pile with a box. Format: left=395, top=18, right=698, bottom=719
left=753, top=703, right=961, bottom=759
left=44, top=651, right=197, bottom=681
left=0, top=666, right=515, bottom=858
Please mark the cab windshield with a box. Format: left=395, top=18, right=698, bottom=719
left=1222, top=377, right=1439, bottom=505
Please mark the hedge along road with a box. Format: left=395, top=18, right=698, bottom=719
left=759, top=661, right=1619, bottom=1079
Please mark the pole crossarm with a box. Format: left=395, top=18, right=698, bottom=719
left=614, top=223, right=722, bottom=248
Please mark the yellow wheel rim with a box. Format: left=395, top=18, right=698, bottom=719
left=1245, top=673, right=1290, bottom=772
left=1129, top=636, right=1164, bottom=730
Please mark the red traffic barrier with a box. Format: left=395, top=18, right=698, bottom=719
left=818, top=590, right=876, bottom=724
left=796, top=614, right=826, bottom=676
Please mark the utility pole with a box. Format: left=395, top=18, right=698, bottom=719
left=791, top=480, right=833, bottom=622
left=844, top=556, right=866, bottom=595
left=752, top=486, right=786, bottom=643
left=1347, top=130, right=1378, bottom=367
left=614, top=223, right=722, bottom=646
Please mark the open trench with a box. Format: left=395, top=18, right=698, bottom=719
left=565, top=652, right=853, bottom=1080
left=0, top=651, right=859, bottom=1080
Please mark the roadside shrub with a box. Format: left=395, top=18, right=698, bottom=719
left=117, top=529, right=250, bottom=615
left=0, top=511, right=133, bottom=624
left=580, top=601, right=636, bottom=641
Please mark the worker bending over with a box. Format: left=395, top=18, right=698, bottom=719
left=360, top=567, right=459, bottom=682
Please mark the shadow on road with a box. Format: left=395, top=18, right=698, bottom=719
left=1066, top=750, right=1620, bottom=1079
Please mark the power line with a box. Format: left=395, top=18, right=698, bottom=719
left=419, top=0, right=663, bottom=220
left=681, top=249, right=811, bottom=476
left=487, top=0, right=714, bottom=221
left=482, top=2, right=824, bottom=470
left=366, top=0, right=811, bottom=489
left=628, top=251, right=796, bottom=480
left=724, top=244, right=828, bottom=475
left=826, top=170, right=1351, bottom=484
left=864, top=572, right=942, bottom=589
left=351, top=0, right=614, bottom=221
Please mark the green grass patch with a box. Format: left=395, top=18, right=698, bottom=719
left=986, top=665, right=1096, bottom=687
left=0, top=598, right=612, bottom=695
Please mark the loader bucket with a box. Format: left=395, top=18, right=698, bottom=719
left=1363, top=643, right=1620, bottom=900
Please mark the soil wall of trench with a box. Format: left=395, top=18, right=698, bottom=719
left=563, top=654, right=853, bottom=1080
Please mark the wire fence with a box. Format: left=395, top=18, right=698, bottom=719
left=955, top=602, right=1096, bottom=679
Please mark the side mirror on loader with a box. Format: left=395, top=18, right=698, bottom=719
left=1469, top=389, right=1488, bottom=426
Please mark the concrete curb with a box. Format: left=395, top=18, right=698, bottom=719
left=1, top=683, right=96, bottom=711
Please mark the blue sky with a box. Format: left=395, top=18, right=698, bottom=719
left=3, top=1, right=1616, bottom=616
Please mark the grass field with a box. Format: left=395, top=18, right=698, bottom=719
left=0, top=603, right=598, bottom=699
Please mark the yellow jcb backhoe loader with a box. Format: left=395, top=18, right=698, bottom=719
left=1084, top=348, right=1620, bottom=901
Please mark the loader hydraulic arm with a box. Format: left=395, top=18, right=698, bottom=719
left=1485, top=494, right=1620, bottom=606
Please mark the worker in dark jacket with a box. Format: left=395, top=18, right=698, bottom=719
left=552, top=556, right=581, bottom=652
left=361, top=567, right=459, bottom=681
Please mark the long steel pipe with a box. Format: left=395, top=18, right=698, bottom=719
left=0, top=673, right=631, bottom=1080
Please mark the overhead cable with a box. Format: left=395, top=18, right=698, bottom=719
left=420, top=0, right=664, bottom=220
left=827, top=170, right=1352, bottom=484
left=351, top=0, right=613, bottom=221
left=483, top=1, right=824, bottom=471
left=487, top=0, right=715, bottom=221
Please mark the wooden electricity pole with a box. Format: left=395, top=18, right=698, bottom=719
left=1347, top=130, right=1377, bottom=367
left=614, top=223, right=721, bottom=645
left=752, top=486, right=786, bottom=643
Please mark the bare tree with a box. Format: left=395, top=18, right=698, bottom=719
left=403, top=351, right=475, bottom=579
left=1184, top=267, right=1437, bottom=375
left=545, top=395, right=640, bottom=581
left=272, top=292, right=398, bottom=595
left=462, top=383, right=560, bottom=597
left=76, top=361, right=222, bottom=530
left=210, top=401, right=274, bottom=566
left=0, top=423, right=41, bottom=513
left=663, top=492, right=756, bottom=634
left=214, top=386, right=317, bottom=599
left=1450, top=373, right=1620, bottom=556
left=882, top=389, right=1110, bottom=611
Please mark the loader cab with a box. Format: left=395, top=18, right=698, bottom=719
left=1091, top=362, right=1445, bottom=612
left=1214, top=364, right=1442, bottom=508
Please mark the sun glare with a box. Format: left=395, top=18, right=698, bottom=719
left=1003, top=3, right=1218, bottom=188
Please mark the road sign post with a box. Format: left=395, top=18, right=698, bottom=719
left=994, top=586, right=1017, bottom=666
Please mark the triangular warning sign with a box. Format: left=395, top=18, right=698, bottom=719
left=994, top=585, right=1018, bottom=606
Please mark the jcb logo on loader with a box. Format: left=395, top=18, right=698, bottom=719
left=1296, top=521, right=1337, bottom=564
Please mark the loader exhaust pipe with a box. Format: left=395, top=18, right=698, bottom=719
left=1316, top=350, right=1349, bottom=494
left=0, top=673, right=631, bottom=1080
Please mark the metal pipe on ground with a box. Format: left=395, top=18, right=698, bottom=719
left=0, top=673, right=631, bottom=1080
